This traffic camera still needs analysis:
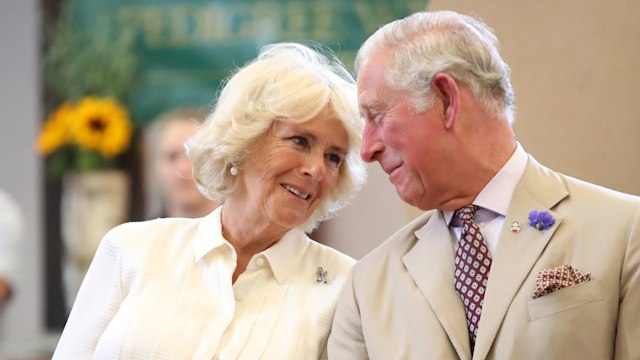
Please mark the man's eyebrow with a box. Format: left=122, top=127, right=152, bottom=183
left=359, top=99, right=384, bottom=118
left=359, top=99, right=381, bottom=112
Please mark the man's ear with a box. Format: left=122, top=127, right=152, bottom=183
left=431, top=73, right=459, bottom=130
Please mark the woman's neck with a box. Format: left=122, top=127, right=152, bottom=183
left=220, top=201, right=289, bottom=282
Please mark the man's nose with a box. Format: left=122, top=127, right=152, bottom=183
left=360, top=124, right=383, bottom=163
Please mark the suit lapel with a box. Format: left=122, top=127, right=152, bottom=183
left=403, top=211, right=472, bottom=360
left=473, top=156, right=569, bottom=360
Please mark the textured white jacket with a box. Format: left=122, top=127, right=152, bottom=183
left=54, top=206, right=354, bottom=359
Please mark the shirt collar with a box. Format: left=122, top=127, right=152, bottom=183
left=194, top=206, right=229, bottom=262
left=193, top=205, right=310, bottom=284
left=444, top=142, right=528, bottom=225
left=260, top=227, right=310, bottom=284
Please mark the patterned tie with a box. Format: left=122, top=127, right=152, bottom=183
left=454, top=205, right=492, bottom=350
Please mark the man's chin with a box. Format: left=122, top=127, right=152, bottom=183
left=396, top=188, right=434, bottom=211
left=396, top=188, right=418, bottom=207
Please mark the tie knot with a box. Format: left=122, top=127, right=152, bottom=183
left=456, top=205, right=477, bottom=222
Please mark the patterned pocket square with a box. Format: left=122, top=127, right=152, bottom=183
left=532, top=264, right=591, bottom=299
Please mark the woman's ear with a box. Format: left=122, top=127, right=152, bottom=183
left=431, top=73, right=460, bottom=130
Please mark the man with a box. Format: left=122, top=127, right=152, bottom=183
left=328, top=10, right=639, bottom=360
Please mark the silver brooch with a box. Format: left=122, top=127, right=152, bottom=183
left=316, top=266, right=328, bottom=284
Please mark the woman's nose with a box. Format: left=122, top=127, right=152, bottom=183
left=302, top=151, right=325, bottom=179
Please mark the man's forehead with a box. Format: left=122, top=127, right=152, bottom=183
left=358, top=92, right=382, bottom=112
left=357, top=59, right=386, bottom=109
left=356, top=56, right=383, bottom=83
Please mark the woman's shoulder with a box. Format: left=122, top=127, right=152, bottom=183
left=305, top=239, right=356, bottom=271
left=110, top=217, right=199, bottom=235
left=102, top=217, right=202, bottom=251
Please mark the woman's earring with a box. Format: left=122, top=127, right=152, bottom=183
left=230, top=166, right=238, bottom=176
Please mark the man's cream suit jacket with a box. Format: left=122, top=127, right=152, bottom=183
left=328, top=156, right=640, bottom=359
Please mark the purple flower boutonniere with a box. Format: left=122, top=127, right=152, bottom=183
left=528, top=210, right=556, bottom=231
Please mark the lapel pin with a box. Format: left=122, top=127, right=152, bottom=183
left=510, top=221, right=521, bottom=234
left=528, top=210, right=556, bottom=231
left=316, top=266, right=328, bottom=284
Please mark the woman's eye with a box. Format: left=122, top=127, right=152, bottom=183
left=289, top=136, right=308, bottom=147
left=326, top=153, right=343, bottom=166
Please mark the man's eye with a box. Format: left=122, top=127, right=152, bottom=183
left=367, top=112, right=382, bottom=124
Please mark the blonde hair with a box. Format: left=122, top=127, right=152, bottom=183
left=187, top=42, right=366, bottom=232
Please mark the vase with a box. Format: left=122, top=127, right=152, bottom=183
left=60, top=169, right=129, bottom=311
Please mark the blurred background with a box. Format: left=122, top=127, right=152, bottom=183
left=0, top=0, right=638, bottom=358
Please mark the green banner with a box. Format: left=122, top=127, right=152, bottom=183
left=68, top=0, right=427, bottom=125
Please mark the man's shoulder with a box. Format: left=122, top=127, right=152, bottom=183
left=523, top=154, right=640, bottom=212
left=526, top=154, right=638, bottom=200
left=560, top=173, right=640, bottom=205
left=355, top=210, right=439, bottom=268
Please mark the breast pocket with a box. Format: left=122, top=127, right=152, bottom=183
left=527, top=280, right=603, bottom=321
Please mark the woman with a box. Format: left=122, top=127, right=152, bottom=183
left=143, top=106, right=222, bottom=219
left=53, top=42, right=366, bottom=359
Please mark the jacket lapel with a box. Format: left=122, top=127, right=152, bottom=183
left=403, top=211, right=472, bottom=360
left=473, top=156, right=569, bottom=360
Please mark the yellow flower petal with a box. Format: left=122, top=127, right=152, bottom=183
left=69, top=96, right=132, bottom=157
left=36, top=102, right=75, bottom=154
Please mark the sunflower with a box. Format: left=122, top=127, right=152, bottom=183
left=69, top=96, right=132, bottom=157
left=37, top=101, right=74, bottom=155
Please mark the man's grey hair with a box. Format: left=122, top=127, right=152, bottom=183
left=356, top=11, right=515, bottom=123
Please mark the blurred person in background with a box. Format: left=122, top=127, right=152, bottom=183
left=144, top=107, right=222, bottom=219
left=53, top=42, right=366, bottom=359
left=0, top=189, right=23, bottom=309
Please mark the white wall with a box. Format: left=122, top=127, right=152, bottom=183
left=0, top=0, right=57, bottom=357
left=320, top=164, right=408, bottom=260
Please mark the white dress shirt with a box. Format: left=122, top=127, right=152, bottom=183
left=53, top=206, right=355, bottom=360
left=444, top=143, right=528, bottom=255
